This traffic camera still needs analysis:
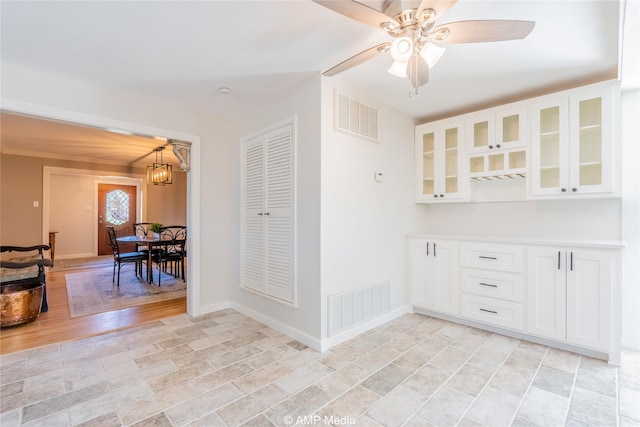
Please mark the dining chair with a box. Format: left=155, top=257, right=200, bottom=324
left=132, top=222, right=154, bottom=252
left=106, top=226, right=147, bottom=287
left=152, top=226, right=187, bottom=286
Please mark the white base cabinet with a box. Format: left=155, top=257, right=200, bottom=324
left=459, top=243, right=525, bottom=331
left=527, top=247, right=613, bottom=352
left=407, top=239, right=459, bottom=315
left=407, top=235, right=622, bottom=362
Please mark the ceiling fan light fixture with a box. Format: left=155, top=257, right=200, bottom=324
left=387, top=59, right=408, bottom=77
left=419, top=42, right=446, bottom=68
left=390, top=37, right=413, bottom=62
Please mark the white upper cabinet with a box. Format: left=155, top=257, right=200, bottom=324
left=530, top=82, right=617, bottom=197
left=414, top=80, right=619, bottom=203
left=468, top=104, right=527, bottom=154
left=467, top=105, right=528, bottom=179
left=415, top=118, right=467, bottom=202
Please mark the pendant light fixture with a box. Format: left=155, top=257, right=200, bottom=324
left=147, top=146, right=172, bottom=185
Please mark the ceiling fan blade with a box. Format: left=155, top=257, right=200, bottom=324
left=434, top=20, right=535, bottom=44
left=416, top=0, right=458, bottom=21
left=323, top=42, right=391, bottom=76
left=312, top=0, right=393, bottom=28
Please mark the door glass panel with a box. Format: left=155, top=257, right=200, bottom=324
left=422, top=132, right=435, bottom=195
left=444, top=127, right=458, bottom=193
left=539, top=106, right=561, bottom=188
left=473, top=121, right=489, bottom=149
left=502, top=114, right=519, bottom=143
left=578, top=98, right=602, bottom=186
left=106, top=190, right=130, bottom=225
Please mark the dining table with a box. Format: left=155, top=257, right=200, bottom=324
left=115, top=235, right=162, bottom=284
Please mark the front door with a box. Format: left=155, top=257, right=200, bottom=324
left=98, top=184, right=137, bottom=255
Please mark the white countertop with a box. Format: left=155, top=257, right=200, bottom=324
left=406, top=233, right=626, bottom=249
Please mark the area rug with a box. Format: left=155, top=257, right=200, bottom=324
left=53, top=256, right=113, bottom=271
left=65, top=267, right=186, bottom=318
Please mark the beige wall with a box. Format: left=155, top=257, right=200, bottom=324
left=0, top=153, right=186, bottom=252
left=145, top=170, right=187, bottom=227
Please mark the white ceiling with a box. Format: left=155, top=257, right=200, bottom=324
left=0, top=0, right=633, bottom=165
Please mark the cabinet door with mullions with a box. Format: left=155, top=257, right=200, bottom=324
left=415, top=119, right=466, bottom=202
left=530, top=84, right=615, bottom=197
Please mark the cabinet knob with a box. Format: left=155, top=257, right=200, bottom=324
left=489, top=145, right=494, bottom=149
left=433, top=194, right=438, bottom=198
left=496, top=144, right=501, bottom=149
left=440, top=194, right=444, bottom=198
left=561, top=188, right=567, bottom=192
left=571, top=188, right=577, bottom=192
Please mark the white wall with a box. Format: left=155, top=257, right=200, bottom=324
left=415, top=198, right=622, bottom=240
left=621, top=88, right=640, bottom=350
left=319, top=81, right=428, bottom=345
left=230, top=74, right=323, bottom=346
left=1, top=61, right=234, bottom=314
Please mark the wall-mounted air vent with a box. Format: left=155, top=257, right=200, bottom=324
left=335, top=91, right=379, bottom=142
left=328, top=280, right=391, bottom=336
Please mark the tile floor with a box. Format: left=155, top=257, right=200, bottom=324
left=1, top=310, right=638, bottom=427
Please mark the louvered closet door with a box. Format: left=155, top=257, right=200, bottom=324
left=243, top=135, right=266, bottom=293
left=264, top=125, right=294, bottom=302
left=241, top=118, right=296, bottom=304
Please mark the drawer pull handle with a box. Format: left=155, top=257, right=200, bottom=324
left=479, top=282, right=498, bottom=288
left=480, top=308, right=498, bottom=314
left=479, top=256, right=497, bottom=260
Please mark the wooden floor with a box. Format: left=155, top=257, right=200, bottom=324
left=0, top=265, right=186, bottom=355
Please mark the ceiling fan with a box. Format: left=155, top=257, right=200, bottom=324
left=313, top=0, right=535, bottom=94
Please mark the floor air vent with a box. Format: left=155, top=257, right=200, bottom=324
left=335, top=91, right=379, bottom=142
left=328, top=280, right=390, bottom=336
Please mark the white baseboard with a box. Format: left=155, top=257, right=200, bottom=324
left=320, top=305, right=411, bottom=352
left=199, top=301, right=410, bottom=354
left=199, top=301, right=232, bottom=317
left=231, top=302, right=323, bottom=351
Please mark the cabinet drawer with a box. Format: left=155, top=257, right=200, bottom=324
left=461, top=243, right=523, bottom=273
left=461, top=268, right=523, bottom=302
left=460, top=294, right=524, bottom=331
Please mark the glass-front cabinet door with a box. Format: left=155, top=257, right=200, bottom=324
left=467, top=105, right=526, bottom=155
left=531, top=96, right=570, bottom=195
left=421, top=130, right=436, bottom=196
left=569, top=92, right=612, bottom=194
left=415, top=119, right=466, bottom=202
left=531, top=87, right=613, bottom=197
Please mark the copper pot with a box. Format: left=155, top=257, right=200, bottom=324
left=0, top=282, right=43, bottom=327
